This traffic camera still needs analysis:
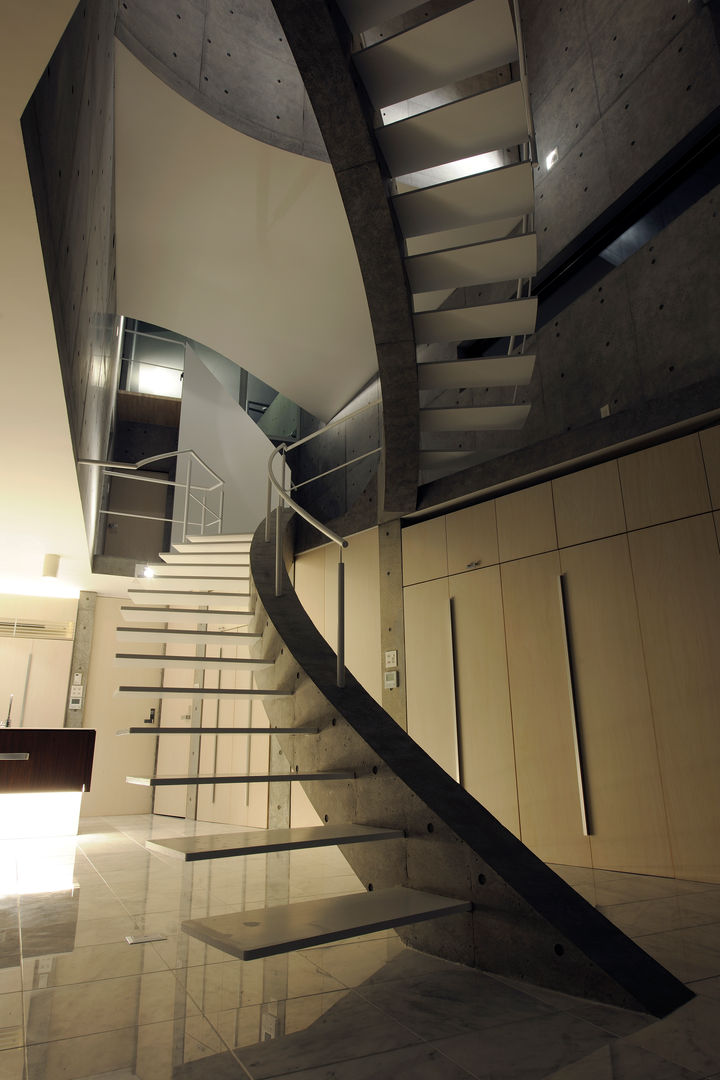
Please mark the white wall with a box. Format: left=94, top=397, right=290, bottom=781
left=174, top=347, right=272, bottom=539
left=115, top=42, right=377, bottom=422
left=81, top=597, right=159, bottom=817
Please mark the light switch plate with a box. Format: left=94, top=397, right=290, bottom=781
left=384, top=650, right=398, bottom=669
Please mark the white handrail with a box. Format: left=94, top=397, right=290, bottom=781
left=79, top=448, right=224, bottom=541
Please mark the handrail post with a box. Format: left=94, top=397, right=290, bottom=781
left=182, top=458, right=191, bottom=542
left=337, top=547, right=345, bottom=688
left=200, top=495, right=207, bottom=535
left=275, top=448, right=286, bottom=597
left=218, top=487, right=224, bottom=534
left=265, top=475, right=272, bottom=542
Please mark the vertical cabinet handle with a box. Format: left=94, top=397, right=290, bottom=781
left=558, top=574, right=592, bottom=837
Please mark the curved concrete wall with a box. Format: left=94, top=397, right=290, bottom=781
left=115, top=43, right=377, bottom=422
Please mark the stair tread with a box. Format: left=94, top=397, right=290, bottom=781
left=127, top=771, right=354, bottom=786
left=159, top=552, right=250, bottom=564
left=114, top=653, right=273, bottom=668
left=377, top=80, right=527, bottom=178
left=418, top=355, right=535, bottom=389
left=115, top=686, right=291, bottom=697
left=185, top=533, right=253, bottom=543
left=117, top=725, right=317, bottom=735
left=147, top=823, right=404, bottom=861
left=406, top=233, right=537, bottom=293
left=117, top=627, right=259, bottom=640
left=393, top=160, right=534, bottom=238
left=120, top=606, right=253, bottom=622
left=354, top=0, right=517, bottom=109
left=128, top=590, right=251, bottom=607
left=143, top=565, right=250, bottom=577
left=420, top=404, right=530, bottom=431
left=182, top=886, right=471, bottom=960
left=414, top=296, right=537, bottom=342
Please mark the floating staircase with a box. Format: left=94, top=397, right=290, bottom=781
left=115, top=522, right=693, bottom=1018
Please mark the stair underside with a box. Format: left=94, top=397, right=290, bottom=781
left=414, top=296, right=537, bottom=342
left=393, top=161, right=534, bottom=238
left=114, top=654, right=274, bottom=670
left=420, top=404, right=530, bottom=431
left=143, top=565, right=250, bottom=579
left=147, top=823, right=404, bottom=861
left=377, top=80, right=527, bottom=177
left=406, top=233, right=537, bottom=293
left=117, top=725, right=317, bottom=735
left=182, top=886, right=471, bottom=960
left=418, top=355, right=535, bottom=389
left=172, top=541, right=251, bottom=554
left=353, top=0, right=517, bottom=109
left=127, top=771, right=354, bottom=786
left=137, top=576, right=251, bottom=590
left=120, top=606, right=252, bottom=625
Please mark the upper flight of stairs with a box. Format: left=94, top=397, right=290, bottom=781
left=332, top=0, right=538, bottom=480
left=115, top=523, right=693, bottom=1018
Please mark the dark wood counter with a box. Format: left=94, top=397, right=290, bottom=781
left=0, top=729, right=95, bottom=793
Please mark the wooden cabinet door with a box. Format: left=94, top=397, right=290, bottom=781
left=403, top=577, right=458, bottom=780
left=629, top=515, right=720, bottom=882
left=501, top=551, right=592, bottom=866
left=560, top=535, right=673, bottom=876
left=450, top=566, right=519, bottom=836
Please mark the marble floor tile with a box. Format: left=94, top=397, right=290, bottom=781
left=0, top=1047, right=25, bottom=1079
left=598, top=895, right=720, bottom=938
left=22, top=1015, right=236, bottom=1079
left=634, top=926, right=720, bottom=983
left=233, top=988, right=422, bottom=1077
left=68, top=912, right=138, bottom=949
left=353, top=967, right=554, bottom=1040
left=270, top=1041, right=478, bottom=1079
left=626, top=995, right=720, bottom=1076
left=22, top=939, right=169, bottom=989
left=24, top=969, right=200, bottom=1044
left=547, top=1041, right=705, bottom=1079
left=489, top=974, right=655, bottom=1037
left=0, top=992, right=25, bottom=1049
left=687, top=976, right=720, bottom=1002
left=434, top=1012, right=620, bottom=1079
left=178, top=951, right=346, bottom=1013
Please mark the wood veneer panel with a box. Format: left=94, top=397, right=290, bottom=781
left=496, top=482, right=557, bottom=563
left=700, top=424, right=720, bottom=510
left=619, top=434, right=710, bottom=531
left=403, top=576, right=457, bottom=779
left=0, top=729, right=95, bottom=793
left=402, top=518, right=448, bottom=585
left=446, top=500, right=498, bottom=575
left=560, top=536, right=672, bottom=876
left=450, top=566, right=519, bottom=836
left=553, top=461, right=626, bottom=548
left=629, top=515, right=720, bottom=882
left=501, top=551, right=592, bottom=866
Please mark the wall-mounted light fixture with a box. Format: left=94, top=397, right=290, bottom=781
left=42, top=553, right=60, bottom=578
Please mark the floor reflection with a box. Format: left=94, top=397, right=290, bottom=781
left=0, top=817, right=718, bottom=1078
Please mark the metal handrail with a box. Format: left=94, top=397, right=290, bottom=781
left=79, top=449, right=224, bottom=542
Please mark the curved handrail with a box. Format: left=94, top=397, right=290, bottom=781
left=78, top=448, right=224, bottom=541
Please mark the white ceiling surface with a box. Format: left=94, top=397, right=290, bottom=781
left=115, top=43, right=377, bottom=423
left=0, top=1, right=133, bottom=603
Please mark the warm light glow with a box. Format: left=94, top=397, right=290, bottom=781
left=0, top=792, right=82, bottom=842
left=545, top=146, right=559, bottom=171
left=143, top=565, right=155, bottom=578
left=134, top=362, right=183, bottom=399
left=0, top=576, right=80, bottom=600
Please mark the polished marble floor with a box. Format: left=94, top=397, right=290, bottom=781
left=1, top=815, right=719, bottom=1079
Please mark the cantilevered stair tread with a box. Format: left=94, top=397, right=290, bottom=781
left=126, top=771, right=354, bottom=786
left=393, top=161, right=535, bottom=238
left=117, top=725, right=318, bottom=735
left=414, top=296, right=537, bottom=342
left=114, top=654, right=274, bottom=670
left=136, top=575, right=251, bottom=591
left=353, top=0, right=517, bottom=109
left=158, top=551, right=250, bottom=565
left=117, top=627, right=261, bottom=645
left=115, top=686, right=291, bottom=699
left=185, top=532, right=253, bottom=543
left=182, top=887, right=471, bottom=960
left=420, top=404, right=531, bottom=431
left=418, top=355, right=535, bottom=390
left=171, top=541, right=251, bottom=554
left=405, top=233, right=537, bottom=293
left=147, top=823, right=404, bottom=861
left=141, top=564, right=250, bottom=579
left=376, top=80, right=527, bottom=177
left=128, top=589, right=249, bottom=607
left=120, top=606, right=253, bottom=625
